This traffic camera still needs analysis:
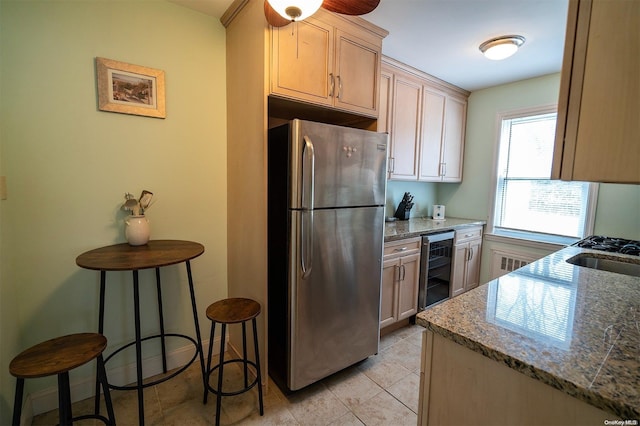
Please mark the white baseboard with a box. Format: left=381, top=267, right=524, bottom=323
left=20, top=396, right=33, bottom=426
left=25, top=335, right=221, bottom=418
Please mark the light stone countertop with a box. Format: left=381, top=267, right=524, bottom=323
left=416, top=246, right=640, bottom=419
left=384, top=216, right=486, bottom=241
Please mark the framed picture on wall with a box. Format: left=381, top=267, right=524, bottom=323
left=96, top=57, right=166, bottom=119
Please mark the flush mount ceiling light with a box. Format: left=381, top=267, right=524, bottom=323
left=479, top=35, right=526, bottom=60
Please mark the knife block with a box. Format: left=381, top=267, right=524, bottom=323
left=393, top=202, right=411, bottom=220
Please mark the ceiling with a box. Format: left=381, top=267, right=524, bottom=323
left=170, top=0, right=570, bottom=92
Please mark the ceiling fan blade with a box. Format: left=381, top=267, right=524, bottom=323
left=264, top=0, right=293, bottom=27
left=321, top=0, right=381, bottom=15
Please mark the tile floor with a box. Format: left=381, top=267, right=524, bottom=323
left=33, top=324, right=423, bottom=425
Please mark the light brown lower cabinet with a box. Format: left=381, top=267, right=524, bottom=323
left=450, top=226, right=482, bottom=297
left=380, top=237, right=421, bottom=329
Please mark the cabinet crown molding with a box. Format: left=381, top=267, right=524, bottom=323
left=382, top=55, right=470, bottom=98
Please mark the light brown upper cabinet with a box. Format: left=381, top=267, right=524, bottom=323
left=377, top=69, right=393, bottom=134
left=271, top=9, right=387, bottom=118
left=552, top=0, right=639, bottom=184
left=419, top=87, right=467, bottom=182
left=381, top=57, right=469, bottom=182
left=389, top=73, right=422, bottom=180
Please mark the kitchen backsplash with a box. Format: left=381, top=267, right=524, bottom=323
left=386, top=181, right=437, bottom=218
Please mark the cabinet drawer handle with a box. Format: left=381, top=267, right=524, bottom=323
left=394, top=247, right=408, bottom=252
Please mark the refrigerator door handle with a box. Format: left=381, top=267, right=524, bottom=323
left=302, top=136, right=315, bottom=210
left=301, top=136, right=315, bottom=279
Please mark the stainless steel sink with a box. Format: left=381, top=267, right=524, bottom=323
left=566, top=254, right=640, bottom=277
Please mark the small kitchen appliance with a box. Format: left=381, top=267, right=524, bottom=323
left=433, top=205, right=445, bottom=220
left=267, top=119, right=388, bottom=392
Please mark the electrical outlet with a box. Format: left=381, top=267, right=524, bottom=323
left=0, top=176, right=6, bottom=200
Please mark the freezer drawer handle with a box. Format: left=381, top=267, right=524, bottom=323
left=301, top=211, right=314, bottom=279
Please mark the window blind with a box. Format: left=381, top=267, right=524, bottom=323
left=495, top=112, right=590, bottom=239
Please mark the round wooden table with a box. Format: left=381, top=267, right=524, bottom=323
left=76, top=240, right=205, bottom=426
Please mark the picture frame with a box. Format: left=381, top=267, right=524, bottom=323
left=96, top=57, right=166, bottom=119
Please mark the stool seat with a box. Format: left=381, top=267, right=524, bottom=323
left=206, top=297, right=260, bottom=324
left=10, top=333, right=107, bottom=378
left=10, top=333, right=114, bottom=426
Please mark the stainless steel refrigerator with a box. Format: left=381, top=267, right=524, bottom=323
left=268, top=119, right=388, bottom=392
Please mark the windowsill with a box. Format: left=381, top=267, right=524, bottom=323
left=485, top=229, right=579, bottom=251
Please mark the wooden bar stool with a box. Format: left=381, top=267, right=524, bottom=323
left=204, top=298, right=264, bottom=426
left=9, top=333, right=115, bottom=426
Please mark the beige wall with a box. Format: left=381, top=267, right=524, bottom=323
left=0, top=0, right=227, bottom=421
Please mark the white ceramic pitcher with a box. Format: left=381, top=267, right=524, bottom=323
left=125, top=215, right=150, bottom=246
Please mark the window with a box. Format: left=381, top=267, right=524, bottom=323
left=491, top=106, right=597, bottom=244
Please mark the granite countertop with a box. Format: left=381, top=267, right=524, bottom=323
left=384, top=216, right=486, bottom=241
left=416, top=246, right=640, bottom=419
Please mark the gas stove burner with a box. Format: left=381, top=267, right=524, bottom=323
left=620, top=243, right=640, bottom=256
left=573, top=236, right=640, bottom=256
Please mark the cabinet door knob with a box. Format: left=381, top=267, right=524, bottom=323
left=336, top=75, right=342, bottom=99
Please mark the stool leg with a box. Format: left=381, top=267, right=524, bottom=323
left=242, top=321, right=248, bottom=388
left=252, top=318, right=264, bottom=416
left=12, top=378, right=24, bottom=426
left=204, top=321, right=216, bottom=404
left=97, top=354, right=116, bottom=425
left=58, top=372, right=72, bottom=426
left=215, top=324, right=226, bottom=426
